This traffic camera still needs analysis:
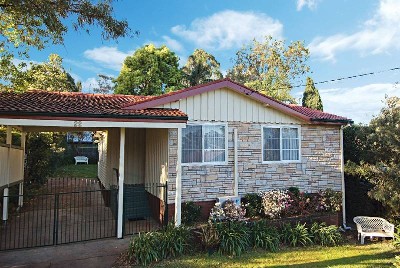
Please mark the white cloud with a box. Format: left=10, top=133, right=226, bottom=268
left=309, top=0, right=400, bottom=61
left=162, top=36, right=184, bottom=53
left=317, top=83, right=399, bottom=124
left=81, top=77, right=99, bottom=93
left=64, top=58, right=103, bottom=73
left=297, top=0, right=320, bottom=11
left=83, top=47, right=133, bottom=71
left=171, top=10, right=283, bottom=50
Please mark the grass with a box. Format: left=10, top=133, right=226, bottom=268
left=154, top=242, right=398, bottom=268
left=53, top=164, right=98, bottom=178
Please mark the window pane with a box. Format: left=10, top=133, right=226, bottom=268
left=182, top=125, right=202, bottom=163
left=282, top=127, right=299, bottom=160
left=204, top=125, right=225, bottom=162
left=263, top=127, right=280, bottom=161
left=204, top=149, right=225, bottom=162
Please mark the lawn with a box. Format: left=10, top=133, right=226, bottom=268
left=53, top=164, right=98, bottom=178
left=155, top=242, right=398, bottom=268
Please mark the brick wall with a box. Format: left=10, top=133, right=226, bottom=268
left=167, top=123, right=342, bottom=205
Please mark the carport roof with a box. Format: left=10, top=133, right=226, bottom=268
left=0, top=91, right=188, bottom=121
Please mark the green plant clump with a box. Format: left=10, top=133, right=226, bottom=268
left=216, top=221, right=250, bottom=256
left=160, top=223, right=191, bottom=258
left=182, top=201, right=202, bottom=225
left=251, top=219, right=280, bottom=251
left=196, top=223, right=220, bottom=254
left=128, top=223, right=191, bottom=266
left=310, top=222, right=342, bottom=246
left=128, top=232, right=161, bottom=266
left=281, top=222, right=312, bottom=247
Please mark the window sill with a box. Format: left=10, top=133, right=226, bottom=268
left=181, top=161, right=228, bottom=167
left=262, top=160, right=301, bottom=164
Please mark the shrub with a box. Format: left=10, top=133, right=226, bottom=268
left=251, top=219, right=280, bottom=251
left=216, top=221, right=250, bottom=256
left=209, top=200, right=246, bottom=222
left=242, top=193, right=262, bottom=218
left=159, top=223, right=191, bottom=258
left=310, top=222, right=342, bottom=246
left=182, top=201, right=201, bottom=225
left=128, top=232, right=161, bottom=266
left=394, top=225, right=400, bottom=247
left=281, top=222, right=312, bottom=247
left=260, top=190, right=293, bottom=219
left=394, top=255, right=400, bottom=268
left=317, top=188, right=342, bottom=212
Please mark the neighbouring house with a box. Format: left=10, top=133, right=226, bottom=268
left=0, top=78, right=352, bottom=240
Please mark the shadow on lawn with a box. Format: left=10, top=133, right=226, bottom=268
left=269, top=251, right=397, bottom=268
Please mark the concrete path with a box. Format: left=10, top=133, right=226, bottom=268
left=0, top=237, right=131, bottom=268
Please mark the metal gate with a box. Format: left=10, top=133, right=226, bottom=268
left=0, top=178, right=117, bottom=251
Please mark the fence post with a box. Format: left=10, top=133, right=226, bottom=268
left=53, top=193, right=59, bottom=245
left=164, top=181, right=168, bottom=226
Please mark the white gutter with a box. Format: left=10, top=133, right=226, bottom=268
left=234, top=129, right=239, bottom=196
left=340, top=126, right=351, bottom=230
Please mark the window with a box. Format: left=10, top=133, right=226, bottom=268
left=263, top=126, right=300, bottom=162
left=182, top=124, right=226, bottom=164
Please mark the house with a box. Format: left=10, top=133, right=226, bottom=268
left=0, top=78, right=352, bottom=240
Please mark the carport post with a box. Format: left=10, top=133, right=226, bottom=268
left=18, top=132, right=26, bottom=207
left=174, top=127, right=182, bottom=226
left=2, top=126, right=11, bottom=221
left=117, top=127, right=125, bottom=238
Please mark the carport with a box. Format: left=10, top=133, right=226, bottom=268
left=0, top=91, right=187, bottom=249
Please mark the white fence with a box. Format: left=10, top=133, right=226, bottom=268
left=0, top=145, right=24, bottom=188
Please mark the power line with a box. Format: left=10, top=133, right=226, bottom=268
left=292, top=66, right=400, bottom=88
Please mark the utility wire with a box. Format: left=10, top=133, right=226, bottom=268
left=292, top=66, right=400, bottom=88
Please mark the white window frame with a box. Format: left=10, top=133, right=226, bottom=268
left=182, top=122, right=228, bottom=166
left=262, top=124, right=301, bottom=163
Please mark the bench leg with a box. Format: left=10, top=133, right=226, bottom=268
left=361, top=235, right=365, bottom=244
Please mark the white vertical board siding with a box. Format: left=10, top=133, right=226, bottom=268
left=156, top=87, right=302, bottom=124
left=98, top=129, right=120, bottom=188
left=9, top=148, right=23, bottom=184
left=97, top=131, right=108, bottom=187
left=145, top=129, right=168, bottom=200
left=124, top=128, right=145, bottom=185
left=0, top=146, right=8, bottom=187
left=0, top=146, right=23, bottom=188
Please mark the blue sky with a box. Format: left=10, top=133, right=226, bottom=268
left=27, top=0, right=400, bottom=124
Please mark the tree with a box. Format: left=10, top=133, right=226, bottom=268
left=345, top=97, right=400, bottom=216
left=76, top=81, right=82, bottom=92
left=93, top=74, right=114, bottom=94
left=0, top=0, right=135, bottom=86
left=114, top=44, right=182, bottom=95
left=227, top=36, right=310, bottom=103
left=6, top=54, right=78, bottom=92
left=302, top=77, right=323, bottom=111
left=181, top=49, right=223, bottom=87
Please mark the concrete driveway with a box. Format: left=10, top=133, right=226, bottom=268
left=0, top=237, right=131, bottom=268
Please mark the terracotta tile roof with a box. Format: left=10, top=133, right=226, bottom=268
left=287, top=105, right=351, bottom=123
left=124, top=78, right=352, bottom=124
left=0, top=91, right=187, bottom=119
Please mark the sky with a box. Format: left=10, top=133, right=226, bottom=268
left=26, top=0, right=400, bottom=124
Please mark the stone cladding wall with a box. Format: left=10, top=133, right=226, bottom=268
left=167, top=123, right=342, bottom=204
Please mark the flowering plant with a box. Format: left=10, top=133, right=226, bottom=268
left=259, top=190, right=293, bottom=219
left=316, top=188, right=342, bottom=212
left=209, top=200, right=246, bottom=222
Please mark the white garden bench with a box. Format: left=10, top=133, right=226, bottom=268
left=74, top=156, right=89, bottom=165
left=353, top=216, right=395, bottom=244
